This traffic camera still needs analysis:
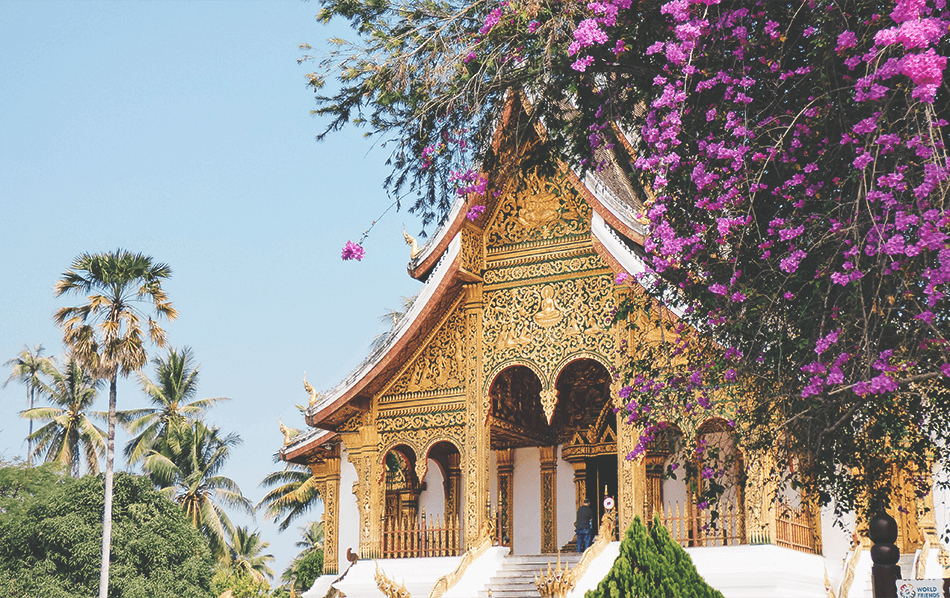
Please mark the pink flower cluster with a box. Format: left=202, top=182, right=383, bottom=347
left=466, top=204, right=486, bottom=221
left=341, top=240, right=365, bottom=261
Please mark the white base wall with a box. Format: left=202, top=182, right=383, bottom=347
left=557, top=446, right=576, bottom=548
left=418, top=458, right=445, bottom=520
left=338, top=444, right=360, bottom=574
left=512, top=446, right=541, bottom=555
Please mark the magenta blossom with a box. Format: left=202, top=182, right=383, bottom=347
left=466, top=204, right=486, bottom=221
left=341, top=240, right=366, bottom=261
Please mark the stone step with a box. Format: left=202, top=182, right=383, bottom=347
left=478, top=553, right=586, bottom=598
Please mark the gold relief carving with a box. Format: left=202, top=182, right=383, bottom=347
left=483, top=252, right=606, bottom=286
left=539, top=388, right=558, bottom=424
left=540, top=446, right=558, bottom=554
left=485, top=171, right=590, bottom=248
left=463, top=288, right=488, bottom=548
left=497, top=449, right=515, bottom=551
left=338, top=413, right=362, bottom=433
left=415, top=459, right=429, bottom=487
left=616, top=421, right=640, bottom=532
left=315, top=456, right=341, bottom=575
left=461, top=227, right=483, bottom=274
left=388, top=309, right=466, bottom=395
left=380, top=390, right=467, bottom=404
left=482, top=275, right=618, bottom=385
left=380, top=429, right=464, bottom=471
left=377, top=409, right=466, bottom=433
left=533, top=285, right=563, bottom=328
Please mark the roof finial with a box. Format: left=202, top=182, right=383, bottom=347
left=403, top=226, right=420, bottom=260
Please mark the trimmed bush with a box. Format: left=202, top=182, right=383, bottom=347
left=585, top=516, right=723, bottom=598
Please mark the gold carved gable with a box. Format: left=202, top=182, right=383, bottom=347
left=485, top=170, right=590, bottom=249
left=385, top=306, right=467, bottom=396
left=482, top=276, right=618, bottom=386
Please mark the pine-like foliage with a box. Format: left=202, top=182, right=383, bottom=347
left=585, top=516, right=723, bottom=598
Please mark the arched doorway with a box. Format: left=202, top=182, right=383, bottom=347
left=487, top=364, right=548, bottom=553
left=418, top=440, right=462, bottom=528
left=382, top=445, right=420, bottom=523
left=555, top=359, right=616, bottom=546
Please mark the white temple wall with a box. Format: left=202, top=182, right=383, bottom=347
left=339, top=445, right=360, bottom=573
left=820, top=505, right=857, bottom=589
left=934, top=465, right=949, bottom=546
left=418, top=458, right=445, bottom=520
left=557, top=446, right=576, bottom=547
left=662, top=452, right=688, bottom=510
left=513, top=446, right=542, bottom=555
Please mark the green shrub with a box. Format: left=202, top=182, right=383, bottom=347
left=585, top=516, right=723, bottom=598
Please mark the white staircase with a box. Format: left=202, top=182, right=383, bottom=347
left=477, top=554, right=584, bottom=598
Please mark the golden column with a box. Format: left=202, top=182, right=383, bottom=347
left=445, top=452, right=462, bottom=521
left=497, top=448, right=515, bottom=550
left=463, top=282, right=490, bottom=549
left=540, top=445, right=559, bottom=553
left=571, top=460, right=588, bottom=509
left=310, top=455, right=342, bottom=574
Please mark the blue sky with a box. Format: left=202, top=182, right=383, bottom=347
left=0, top=0, right=425, bottom=577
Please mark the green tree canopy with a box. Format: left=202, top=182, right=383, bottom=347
left=0, top=466, right=214, bottom=598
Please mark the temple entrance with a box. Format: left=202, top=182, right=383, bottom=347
left=585, top=454, right=618, bottom=528
left=487, top=358, right=618, bottom=553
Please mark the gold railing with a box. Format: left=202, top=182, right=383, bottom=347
left=659, top=499, right=744, bottom=548
left=382, top=513, right=461, bottom=558
left=775, top=503, right=819, bottom=554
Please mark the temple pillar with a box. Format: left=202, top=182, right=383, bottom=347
left=463, top=283, right=490, bottom=549
left=445, top=452, right=462, bottom=521
left=497, top=448, right=514, bottom=550
left=571, top=460, right=587, bottom=510
left=309, top=455, right=341, bottom=575
left=342, top=423, right=382, bottom=559
left=615, top=391, right=645, bottom=532
left=540, top=445, right=558, bottom=553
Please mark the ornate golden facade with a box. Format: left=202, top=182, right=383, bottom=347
left=279, top=99, right=935, bottom=578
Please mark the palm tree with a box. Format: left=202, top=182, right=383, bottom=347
left=21, top=355, right=105, bottom=476
left=119, top=346, right=229, bottom=464
left=53, top=249, right=177, bottom=598
left=228, top=526, right=276, bottom=583
left=257, top=462, right=322, bottom=531
left=4, top=344, right=55, bottom=462
left=143, top=422, right=253, bottom=559
left=295, top=520, right=325, bottom=555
